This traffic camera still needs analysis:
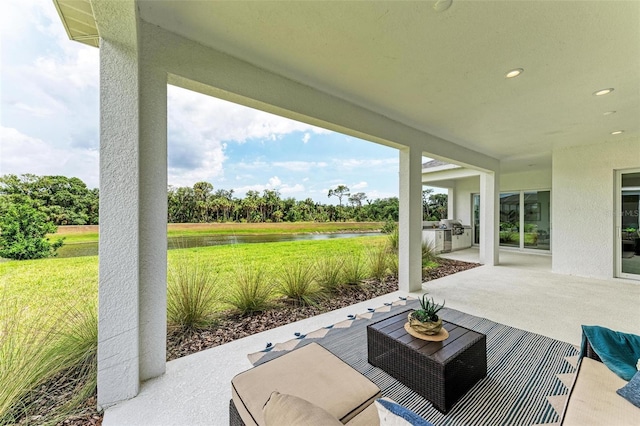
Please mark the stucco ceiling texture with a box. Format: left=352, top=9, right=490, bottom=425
left=137, top=1, right=640, bottom=171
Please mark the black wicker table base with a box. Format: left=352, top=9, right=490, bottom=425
left=367, top=308, right=487, bottom=413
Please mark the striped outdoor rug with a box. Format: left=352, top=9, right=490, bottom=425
left=248, top=299, right=578, bottom=425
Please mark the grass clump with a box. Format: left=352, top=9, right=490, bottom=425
left=342, top=252, right=369, bottom=286
left=387, top=227, right=399, bottom=252
left=40, top=305, right=98, bottom=424
left=388, top=254, right=399, bottom=278
left=276, top=262, right=321, bottom=306
left=314, top=256, right=345, bottom=293
left=367, top=245, right=390, bottom=281
left=226, top=264, right=274, bottom=315
left=0, top=299, right=98, bottom=425
left=0, top=302, right=56, bottom=424
left=422, top=241, right=438, bottom=266
left=167, top=258, right=220, bottom=331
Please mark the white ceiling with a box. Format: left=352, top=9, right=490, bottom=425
left=137, top=0, right=640, bottom=173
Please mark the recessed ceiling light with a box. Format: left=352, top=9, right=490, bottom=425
left=603, top=111, right=616, bottom=115
left=610, top=130, right=624, bottom=135
left=505, top=68, right=524, bottom=78
left=433, top=0, right=453, bottom=12
left=593, top=88, right=614, bottom=96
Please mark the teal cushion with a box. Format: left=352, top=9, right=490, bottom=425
left=616, top=370, right=640, bottom=409
left=581, top=325, right=640, bottom=381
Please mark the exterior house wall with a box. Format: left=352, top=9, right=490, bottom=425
left=435, top=169, right=551, bottom=229
left=552, top=138, right=640, bottom=279
left=501, top=169, right=552, bottom=192
left=454, top=176, right=479, bottom=226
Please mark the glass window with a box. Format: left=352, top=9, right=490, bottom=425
left=523, top=191, right=551, bottom=250
left=473, top=194, right=480, bottom=245
left=499, top=193, right=520, bottom=247
left=621, top=172, right=640, bottom=276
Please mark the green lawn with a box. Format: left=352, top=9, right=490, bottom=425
left=0, top=236, right=388, bottom=326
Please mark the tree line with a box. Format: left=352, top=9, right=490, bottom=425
left=0, top=174, right=447, bottom=260
left=0, top=174, right=448, bottom=226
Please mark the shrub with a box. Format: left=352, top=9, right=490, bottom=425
left=381, top=219, right=397, bottom=234
left=314, top=256, right=345, bottom=293
left=367, top=245, right=390, bottom=281
left=167, top=259, right=220, bottom=330
left=0, top=202, right=64, bottom=260
left=226, top=264, right=274, bottom=315
left=276, top=262, right=321, bottom=306
left=342, top=252, right=369, bottom=286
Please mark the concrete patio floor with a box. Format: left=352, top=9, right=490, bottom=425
left=104, top=249, right=640, bottom=425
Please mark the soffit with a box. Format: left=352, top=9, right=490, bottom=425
left=134, top=1, right=639, bottom=173
left=53, top=0, right=99, bottom=48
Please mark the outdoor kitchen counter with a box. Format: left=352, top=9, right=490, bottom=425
left=422, top=227, right=472, bottom=253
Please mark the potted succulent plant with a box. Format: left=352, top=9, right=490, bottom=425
left=408, top=294, right=445, bottom=335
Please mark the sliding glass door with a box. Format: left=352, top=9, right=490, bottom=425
left=498, top=190, right=551, bottom=250
left=473, top=194, right=480, bottom=245
left=499, top=193, right=520, bottom=247
left=619, top=171, right=640, bottom=278
left=523, top=191, right=551, bottom=250
left=474, top=190, right=551, bottom=251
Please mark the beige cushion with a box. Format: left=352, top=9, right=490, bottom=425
left=263, top=392, right=342, bottom=426
left=232, top=343, right=381, bottom=426
left=562, top=357, right=639, bottom=425
left=346, top=403, right=381, bottom=426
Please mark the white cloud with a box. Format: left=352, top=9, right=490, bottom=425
left=236, top=161, right=269, bottom=170
left=168, top=86, right=330, bottom=144
left=280, top=184, right=305, bottom=194
left=364, top=190, right=396, bottom=200
left=268, top=176, right=282, bottom=187
left=166, top=86, right=335, bottom=187
left=233, top=176, right=304, bottom=197
left=14, top=103, right=53, bottom=118
left=335, top=158, right=399, bottom=168
left=302, top=133, right=311, bottom=143
left=0, top=127, right=99, bottom=187
left=31, top=50, right=99, bottom=90
left=272, top=161, right=328, bottom=172
left=351, top=181, right=368, bottom=190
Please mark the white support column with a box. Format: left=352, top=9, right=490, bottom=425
left=447, top=188, right=455, bottom=220
left=97, top=26, right=167, bottom=408
left=399, top=147, right=423, bottom=293
left=138, top=63, right=168, bottom=381
left=479, top=171, right=500, bottom=265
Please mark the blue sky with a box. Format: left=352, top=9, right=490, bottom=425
left=0, top=0, right=414, bottom=204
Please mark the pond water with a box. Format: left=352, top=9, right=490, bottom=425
left=55, top=232, right=382, bottom=258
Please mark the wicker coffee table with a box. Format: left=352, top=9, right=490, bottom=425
left=367, top=309, right=486, bottom=413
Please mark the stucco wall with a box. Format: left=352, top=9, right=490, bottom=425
left=501, top=169, right=552, bottom=192
left=552, top=139, right=640, bottom=279
left=454, top=176, right=479, bottom=226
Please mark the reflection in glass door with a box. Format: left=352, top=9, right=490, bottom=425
left=473, top=194, right=480, bottom=244
left=620, top=172, right=640, bottom=278
left=524, top=191, right=551, bottom=250
left=497, top=190, right=551, bottom=250
left=499, top=193, right=520, bottom=247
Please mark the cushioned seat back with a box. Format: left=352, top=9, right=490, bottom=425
left=561, top=357, right=637, bottom=426
left=231, top=343, right=381, bottom=426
